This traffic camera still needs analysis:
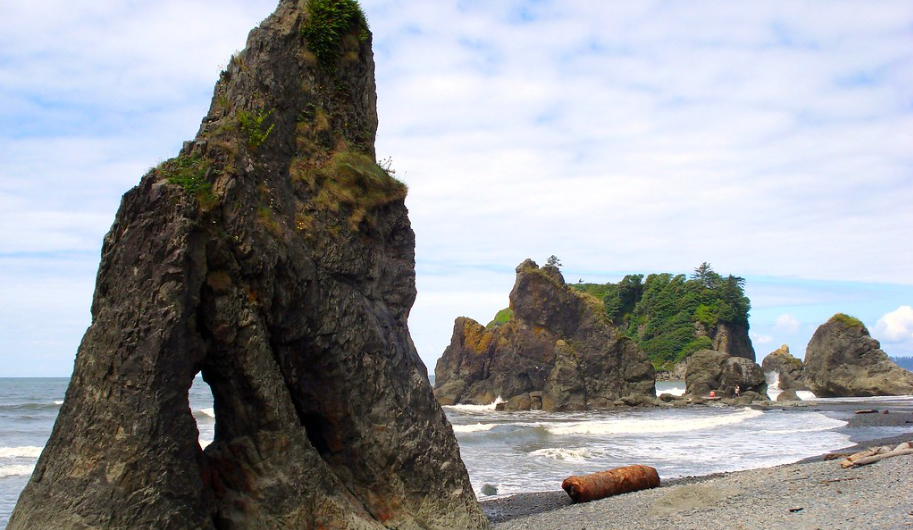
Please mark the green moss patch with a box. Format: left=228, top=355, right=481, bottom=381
left=486, top=307, right=513, bottom=329
left=301, top=0, right=369, bottom=68
left=830, top=313, right=867, bottom=330
left=157, top=154, right=216, bottom=208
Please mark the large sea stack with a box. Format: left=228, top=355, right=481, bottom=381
left=434, top=259, right=656, bottom=411
left=9, top=2, right=487, bottom=529
left=804, top=314, right=913, bottom=398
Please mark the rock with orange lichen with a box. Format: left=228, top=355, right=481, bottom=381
left=433, top=259, right=656, bottom=411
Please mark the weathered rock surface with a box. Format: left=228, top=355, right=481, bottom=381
left=685, top=349, right=768, bottom=400
left=695, top=321, right=756, bottom=361
left=804, top=314, right=913, bottom=398
left=434, top=260, right=656, bottom=411
left=760, top=344, right=807, bottom=390
left=9, top=2, right=486, bottom=529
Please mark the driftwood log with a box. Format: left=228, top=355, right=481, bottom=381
left=840, top=442, right=912, bottom=468
left=562, top=465, right=660, bottom=503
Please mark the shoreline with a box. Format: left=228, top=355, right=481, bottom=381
left=482, top=399, right=913, bottom=528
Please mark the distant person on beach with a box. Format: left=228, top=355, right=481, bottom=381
left=735, top=385, right=741, bottom=397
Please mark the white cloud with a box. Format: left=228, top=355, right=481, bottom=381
left=750, top=333, right=774, bottom=345
left=3, top=0, right=913, bottom=373
left=875, top=306, right=913, bottom=343
left=775, top=314, right=801, bottom=334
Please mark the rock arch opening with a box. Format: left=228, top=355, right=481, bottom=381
left=189, top=374, right=216, bottom=450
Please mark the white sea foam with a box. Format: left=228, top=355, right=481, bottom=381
left=529, top=447, right=591, bottom=463
left=53, top=400, right=64, bottom=405
left=661, top=386, right=685, bottom=397
left=452, top=423, right=498, bottom=434
left=444, top=397, right=504, bottom=413
left=199, top=438, right=213, bottom=449
left=199, top=408, right=216, bottom=418
left=0, top=464, right=35, bottom=477
left=796, top=391, right=817, bottom=400
left=546, top=408, right=764, bottom=436
left=0, top=446, right=43, bottom=458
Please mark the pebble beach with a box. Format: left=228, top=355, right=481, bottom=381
left=483, top=404, right=913, bottom=530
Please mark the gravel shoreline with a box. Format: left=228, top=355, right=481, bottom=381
left=482, top=400, right=913, bottom=529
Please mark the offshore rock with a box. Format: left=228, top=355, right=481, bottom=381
left=804, top=314, right=913, bottom=398
left=433, top=260, right=656, bottom=411
left=9, top=2, right=487, bottom=529
left=685, top=349, right=768, bottom=400
left=760, top=344, right=807, bottom=390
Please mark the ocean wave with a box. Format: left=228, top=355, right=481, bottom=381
left=443, top=397, right=504, bottom=414
left=529, top=447, right=591, bottom=463
left=659, top=386, right=685, bottom=397
left=198, top=408, right=215, bottom=418
left=0, top=403, right=63, bottom=412
left=546, top=408, right=764, bottom=436
left=452, top=423, right=497, bottom=434
left=54, top=400, right=64, bottom=405
left=0, top=446, right=43, bottom=458
left=0, top=464, right=35, bottom=478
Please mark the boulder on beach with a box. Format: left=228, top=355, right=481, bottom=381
left=761, top=344, right=807, bottom=390
left=434, top=259, right=656, bottom=411
left=685, top=349, right=767, bottom=400
left=8, top=2, right=487, bottom=529
left=804, top=314, right=913, bottom=398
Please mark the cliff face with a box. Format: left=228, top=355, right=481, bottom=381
left=434, top=260, right=656, bottom=411
left=9, top=2, right=486, bottom=529
left=702, top=321, right=756, bottom=361
left=804, top=314, right=913, bottom=398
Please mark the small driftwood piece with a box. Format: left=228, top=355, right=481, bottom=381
left=561, top=465, right=660, bottom=503
left=855, top=409, right=878, bottom=414
left=840, top=442, right=912, bottom=468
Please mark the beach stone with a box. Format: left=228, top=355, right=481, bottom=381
left=804, top=314, right=913, bottom=397
left=433, top=260, right=656, bottom=411
left=777, top=389, right=800, bottom=401
left=648, top=485, right=742, bottom=517
left=8, top=2, right=487, bottom=529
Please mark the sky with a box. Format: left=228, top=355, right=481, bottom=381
left=1, top=0, right=912, bottom=377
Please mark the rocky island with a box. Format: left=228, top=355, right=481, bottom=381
left=804, top=314, right=913, bottom=397
left=434, top=259, right=656, bottom=411
left=9, top=1, right=487, bottom=529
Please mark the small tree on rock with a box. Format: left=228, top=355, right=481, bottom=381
left=546, top=255, right=562, bottom=268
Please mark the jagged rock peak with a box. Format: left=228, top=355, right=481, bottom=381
left=434, top=259, right=656, bottom=411
left=9, top=2, right=487, bottom=529
left=804, top=313, right=913, bottom=398
left=761, top=344, right=806, bottom=391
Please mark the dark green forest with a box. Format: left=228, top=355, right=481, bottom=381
left=573, top=263, right=751, bottom=368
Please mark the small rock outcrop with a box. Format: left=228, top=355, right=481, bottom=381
left=433, top=260, right=656, bottom=411
left=9, top=2, right=486, bottom=529
left=761, top=345, right=807, bottom=390
left=804, top=314, right=913, bottom=398
left=685, top=349, right=768, bottom=401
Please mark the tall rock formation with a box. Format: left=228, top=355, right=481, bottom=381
left=9, top=2, right=487, bottom=529
left=434, top=260, right=656, bottom=411
left=697, top=321, right=756, bottom=361
left=760, top=345, right=806, bottom=390
left=804, top=314, right=913, bottom=398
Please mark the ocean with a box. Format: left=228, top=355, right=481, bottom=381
left=0, top=377, right=910, bottom=528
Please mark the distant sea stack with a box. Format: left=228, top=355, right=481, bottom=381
left=760, top=345, right=807, bottom=390
left=804, top=314, right=913, bottom=398
left=434, top=259, right=656, bottom=411
left=9, top=2, right=487, bottom=529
